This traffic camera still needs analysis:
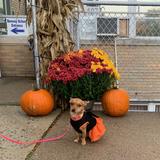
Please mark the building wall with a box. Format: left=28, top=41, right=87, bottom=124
left=11, top=0, right=26, bottom=15
left=117, top=45, right=160, bottom=100
left=1, top=36, right=160, bottom=100
left=0, top=37, right=34, bottom=77
left=81, top=42, right=160, bottom=100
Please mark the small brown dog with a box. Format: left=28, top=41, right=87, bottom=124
left=70, top=98, right=106, bottom=145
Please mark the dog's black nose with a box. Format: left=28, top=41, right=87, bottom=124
left=71, top=109, right=75, bottom=112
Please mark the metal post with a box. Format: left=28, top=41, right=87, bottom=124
left=114, top=37, right=119, bottom=88
left=31, top=0, right=40, bottom=88
left=4, top=0, right=8, bottom=14
left=76, top=8, right=80, bottom=50
left=76, top=20, right=80, bottom=50
left=82, top=0, right=160, bottom=6
left=0, top=69, right=1, bottom=78
left=128, top=0, right=137, bottom=38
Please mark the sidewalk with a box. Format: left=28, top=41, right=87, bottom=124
left=1, top=108, right=160, bottom=160
left=0, top=105, right=61, bottom=160
left=0, top=77, right=61, bottom=160
left=0, top=77, right=35, bottom=105
left=1, top=77, right=160, bottom=160
left=30, top=112, right=160, bottom=160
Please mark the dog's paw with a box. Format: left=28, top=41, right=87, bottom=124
left=74, top=139, right=79, bottom=143
left=81, top=140, right=86, bottom=145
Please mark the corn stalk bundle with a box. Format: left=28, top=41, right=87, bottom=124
left=23, top=0, right=83, bottom=83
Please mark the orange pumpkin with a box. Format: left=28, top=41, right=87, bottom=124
left=102, top=88, right=129, bottom=117
left=20, top=89, right=54, bottom=116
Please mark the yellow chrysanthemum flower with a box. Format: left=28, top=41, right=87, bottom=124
left=91, top=48, right=120, bottom=80
left=91, top=62, right=103, bottom=72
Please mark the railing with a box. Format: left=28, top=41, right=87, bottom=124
left=82, top=1, right=160, bottom=6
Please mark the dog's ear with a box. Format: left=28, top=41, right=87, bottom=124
left=83, top=101, right=89, bottom=107
left=69, top=97, right=73, bottom=104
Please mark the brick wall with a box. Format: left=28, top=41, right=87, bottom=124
left=11, top=0, right=26, bottom=15
left=0, top=38, right=34, bottom=77
left=117, top=45, right=160, bottom=100
left=1, top=37, right=160, bottom=100
left=81, top=42, right=160, bottom=100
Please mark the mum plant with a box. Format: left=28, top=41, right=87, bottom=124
left=46, top=48, right=120, bottom=101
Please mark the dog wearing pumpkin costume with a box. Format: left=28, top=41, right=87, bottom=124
left=70, top=98, right=106, bottom=145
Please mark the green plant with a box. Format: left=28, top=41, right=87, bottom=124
left=46, top=48, right=120, bottom=101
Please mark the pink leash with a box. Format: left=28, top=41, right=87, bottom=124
left=0, top=126, right=70, bottom=145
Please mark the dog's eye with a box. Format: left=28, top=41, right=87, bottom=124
left=70, top=102, right=74, bottom=106
left=78, top=104, right=82, bottom=107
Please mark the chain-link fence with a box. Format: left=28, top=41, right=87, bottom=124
left=70, top=3, right=160, bottom=102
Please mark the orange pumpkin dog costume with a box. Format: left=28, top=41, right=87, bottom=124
left=70, top=112, right=106, bottom=142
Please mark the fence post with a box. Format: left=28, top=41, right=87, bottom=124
left=128, top=0, right=137, bottom=38
left=148, top=103, right=156, bottom=112
left=31, top=0, right=40, bottom=88
left=76, top=11, right=80, bottom=50
left=114, top=37, right=119, bottom=88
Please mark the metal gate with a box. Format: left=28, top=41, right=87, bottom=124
left=70, top=1, right=160, bottom=112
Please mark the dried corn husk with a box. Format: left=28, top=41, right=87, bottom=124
left=21, top=0, right=83, bottom=85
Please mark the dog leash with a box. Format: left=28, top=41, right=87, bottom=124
left=0, top=125, right=70, bottom=145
